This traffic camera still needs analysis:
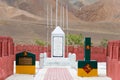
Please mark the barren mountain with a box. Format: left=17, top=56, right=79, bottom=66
left=0, top=0, right=120, bottom=45
left=0, top=0, right=79, bottom=22
left=0, top=2, right=42, bottom=21
left=1, top=0, right=120, bottom=22
left=71, top=0, right=120, bottom=22
left=0, top=19, right=120, bottom=45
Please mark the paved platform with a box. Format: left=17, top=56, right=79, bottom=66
left=44, top=68, right=73, bottom=80
left=6, top=62, right=112, bottom=80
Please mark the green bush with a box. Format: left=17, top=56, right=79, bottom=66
left=35, top=39, right=46, bottom=46
left=100, top=39, right=108, bottom=47
left=66, top=34, right=84, bottom=46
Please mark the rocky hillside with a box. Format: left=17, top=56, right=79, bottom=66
left=0, top=0, right=120, bottom=45
left=1, top=0, right=120, bottom=22
left=69, top=0, right=120, bottom=22
left=0, top=0, right=78, bottom=21
left=0, top=2, right=42, bottom=21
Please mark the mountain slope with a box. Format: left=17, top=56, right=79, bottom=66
left=0, top=0, right=120, bottom=45
left=71, top=0, right=120, bottom=22
left=0, top=2, right=42, bottom=21
left=1, top=0, right=120, bottom=22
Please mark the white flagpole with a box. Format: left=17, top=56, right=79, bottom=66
left=47, top=4, right=49, bottom=54
left=51, top=5, right=53, bottom=28
left=60, top=3, right=62, bottom=28
left=63, top=7, right=64, bottom=30
left=56, top=0, right=58, bottom=27
left=66, top=5, right=69, bottom=54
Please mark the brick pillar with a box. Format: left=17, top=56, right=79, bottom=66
left=8, top=40, right=11, bottom=56
left=107, top=40, right=120, bottom=80
left=0, top=41, right=2, bottom=57
left=2, top=41, right=5, bottom=56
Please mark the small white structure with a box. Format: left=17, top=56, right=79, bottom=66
left=39, top=53, right=44, bottom=68
left=39, top=52, right=47, bottom=68
left=69, top=53, right=76, bottom=69
left=51, top=26, right=65, bottom=58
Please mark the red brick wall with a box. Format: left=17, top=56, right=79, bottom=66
left=0, top=36, right=14, bottom=80
left=107, top=40, right=120, bottom=80
left=2, top=36, right=120, bottom=80
left=15, top=45, right=106, bottom=62
left=0, top=36, right=107, bottom=79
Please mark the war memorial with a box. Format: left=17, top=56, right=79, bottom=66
left=0, top=0, right=120, bottom=80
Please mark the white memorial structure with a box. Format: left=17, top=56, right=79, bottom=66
left=39, top=0, right=76, bottom=67
left=51, top=26, right=65, bottom=58
left=39, top=26, right=76, bottom=67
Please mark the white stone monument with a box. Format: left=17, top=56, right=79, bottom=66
left=51, top=26, right=65, bottom=58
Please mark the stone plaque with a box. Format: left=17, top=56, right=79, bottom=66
left=53, top=36, right=63, bottom=57
left=18, top=57, right=32, bottom=65
left=51, top=26, right=65, bottom=57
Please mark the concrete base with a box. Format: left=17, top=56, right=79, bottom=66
left=16, top=66, right=36, bottom=74
left=44, top=58, right=70, bottom=66
left=78, top=60, right=98, bottom=77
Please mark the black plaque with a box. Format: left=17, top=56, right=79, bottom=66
left=18, top=57, right=32, bottom=65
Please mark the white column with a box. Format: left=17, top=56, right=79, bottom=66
left=56, top=0, right=58, bottom=27
left=66, top=5, right=69, bottom=54
left=47, top=5, right=49, bottom=54
left=63, top=7, right=64, bottom=29
left=51, top=5, right=53, bottom=28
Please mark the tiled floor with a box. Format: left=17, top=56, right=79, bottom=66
left=6, top=62, right=112, bottom=80
left=43, top=68, right=73, bottom=80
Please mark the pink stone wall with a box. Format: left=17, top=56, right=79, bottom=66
left=15, top=45, right=106, bottom=62
left=0, top=36, right=108, bottom=79
left=107, top=40, right=120, bottom=80
left=0, top=36, right=14, bottom=80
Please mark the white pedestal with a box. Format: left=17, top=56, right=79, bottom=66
left=44, top=58, right=70, bottom=66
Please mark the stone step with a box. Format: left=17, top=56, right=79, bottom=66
left=44, top=58, right=70, bottom=66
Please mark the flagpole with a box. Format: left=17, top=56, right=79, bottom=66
left=56, top=0, right=58, bottom=27
left=51, top=5, right=53, bottom=28
left=60, top=3, right=62, bottom=28
left=47, top=4, right=49, bottom=54
left=66, top=5, right=69, bottom=54
left=63, top=6, right=64, bottom=30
